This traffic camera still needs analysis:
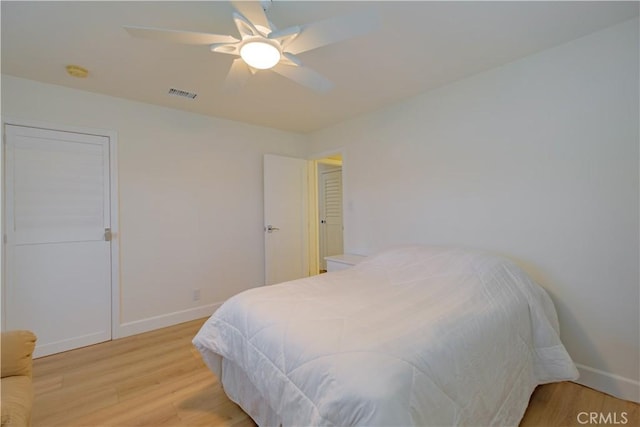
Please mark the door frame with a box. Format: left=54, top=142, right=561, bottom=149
left=308, top=148, right=346, bottom=275
left=1, top=117, right=120, bottom=340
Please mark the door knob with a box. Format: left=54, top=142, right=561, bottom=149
left=265, top=225, right=280, bottom=233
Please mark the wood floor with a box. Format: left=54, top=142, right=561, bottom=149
left=32, top=318, right=639, bottom=427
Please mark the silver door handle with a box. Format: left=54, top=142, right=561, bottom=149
left=265, top=225, right=280, bottom=233
left=104, top=228, right=112, bottom=241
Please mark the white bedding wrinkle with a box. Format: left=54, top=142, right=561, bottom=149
left=193, top=245, right=578, bottom=426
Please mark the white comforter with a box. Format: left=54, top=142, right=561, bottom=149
left=193, top=246, right=578, bottom=426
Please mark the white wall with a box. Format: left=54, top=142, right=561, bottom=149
left=1, top=75, right=307, bottom=335
left=309, top=19, right=639, bottom=401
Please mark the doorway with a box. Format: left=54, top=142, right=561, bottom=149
left=313, top=154, right=344, bottom=273
left=262, top=153, right=345, bottom=280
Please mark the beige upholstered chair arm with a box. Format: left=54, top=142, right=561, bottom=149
left=1, top=331, right=37, bottom=379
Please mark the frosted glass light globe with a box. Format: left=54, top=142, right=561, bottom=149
left=240, top=41, right=281, bottom=70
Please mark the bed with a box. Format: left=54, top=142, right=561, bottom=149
left=193, top=245, right=578, bottom=426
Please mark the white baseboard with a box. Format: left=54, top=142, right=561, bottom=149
left=115, top=302, right=223, bottom=339
left=34, top=330, right=111, bottom=358
left=574, top=363, right=640, bottom=403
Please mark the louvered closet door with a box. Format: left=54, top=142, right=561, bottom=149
left=4, top=125, right=112, bottom=357
left=320, top=168, right=343, bottom=270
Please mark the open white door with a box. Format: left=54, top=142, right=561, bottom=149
left=3, top=125, right=112, bottom=357
left=263, top=154, right=309, bottom=285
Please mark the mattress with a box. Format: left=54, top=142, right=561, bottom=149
left=193, top=245, right=578, bottom=426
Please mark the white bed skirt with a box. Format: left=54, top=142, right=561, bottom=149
left=199, top=347, right=280, bottom=426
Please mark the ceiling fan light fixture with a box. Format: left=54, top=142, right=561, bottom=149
left=240, top=40, right=280, bottom=70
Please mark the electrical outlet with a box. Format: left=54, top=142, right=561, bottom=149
left=193, top=289, right=201, bottom=302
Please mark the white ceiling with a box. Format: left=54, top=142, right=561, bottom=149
left=2, top=1, right=638, bottom=133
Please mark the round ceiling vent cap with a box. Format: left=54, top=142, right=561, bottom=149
left=66, top=65, right=89, bottom=78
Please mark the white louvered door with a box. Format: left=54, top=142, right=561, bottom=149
left=4, top=125, right=112, bottom=357
left=319, top=168, right=343, bottom=270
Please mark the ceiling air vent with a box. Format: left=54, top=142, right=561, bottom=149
left=168, top=88, right=197, bottom=99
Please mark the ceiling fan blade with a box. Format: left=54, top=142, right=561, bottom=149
left=231, top=0, right=271, bottom=31
left=267, top=25, right=302, bottom=49
left=285, top=9, right=379, bottom=55
left=280, top=52, right=302, bottom=67
left=233, top=12, right=262, bottom=38
left=124, top=26, right=239, bottom=45
left=210, top=41, right=241, bottom=56
left=272, top=64, right=333, bottom=93
left=268, top=25, right=301, bottom=41
left=223, top=57, right=252, bottom=92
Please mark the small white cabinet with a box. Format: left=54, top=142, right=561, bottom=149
left=324, top=254, right=367, bottom=272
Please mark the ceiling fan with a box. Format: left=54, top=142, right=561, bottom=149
left=124, top=0, right=378, bottom=92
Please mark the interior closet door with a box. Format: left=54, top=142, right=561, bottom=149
left=3, top=124, right=112, bottom=357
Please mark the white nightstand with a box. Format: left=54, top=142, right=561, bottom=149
left=324, top=254, right=367, bottom=272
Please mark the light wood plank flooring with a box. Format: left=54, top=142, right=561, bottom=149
left=32, top=318, right=638, bottom=426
